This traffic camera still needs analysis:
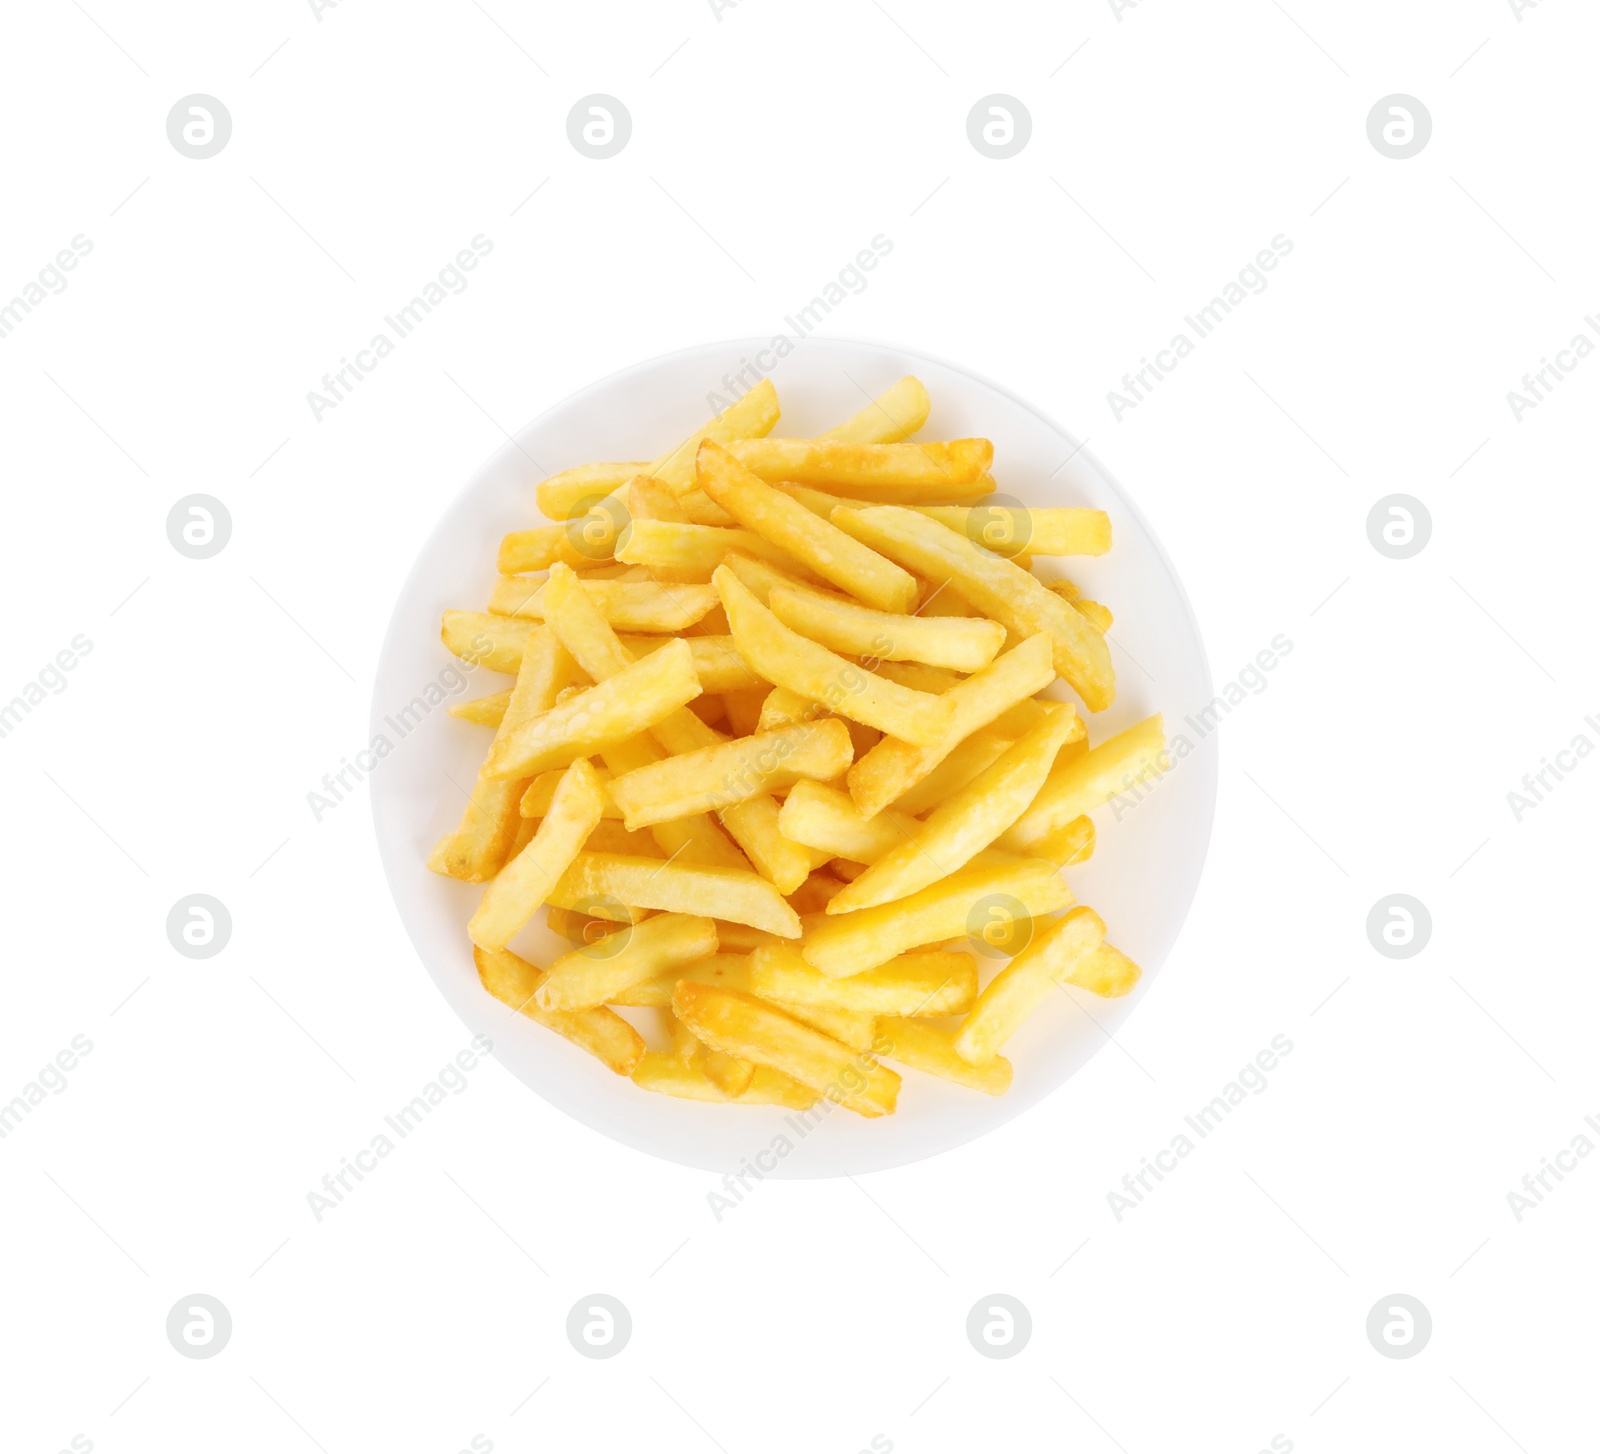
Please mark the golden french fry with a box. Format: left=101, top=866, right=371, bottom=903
left=441, top=610, right=530, bottom=674
left=953, top=906, right=1106, bottom=1064
left=609, top=950, right=754, bottom=1007
left=521, top=766, right=621, bottom=818
left=469, top=759, right=606, bottom=949
left=768, top=583, right=1006, bottom=674
left=801, top=858, right=1072, bottom=978
left=1027, top=815, right=1096, bottom=868
left=750, top=944, right=976, bottom=1016
left=718, top=792, right=827, bottom=895
left=498, top=522, right=622, bottom=573
left=846, top=632, right=1059, bottom=818
left=819, top=376, right=931, bottom=444
left=756, top=686, right=815, bottom=733
left=727, top=437, right=992, bottom=492
left=672, top=983, right=899, bottom=1117
left=875, top=1017, right=1013, bottom=1094
left=475, top=944, right=644, bottom=1075
left=620, top=635, right=760, bottom=693
left=489, top=576, right=718, bottom=632
left=617, top=519, right=817, bottom=583
left=482, top=639, right=701, bottom=780
left=631, top=1051, right=819, bottom=1107
left=1070, top=942, right=1141, bottom=998
left=608, top=719, right=853, bottom=829
left=776, top=781, right=920, bottom=864
left=534, top=912, right=718, bottom=1011
left=772, top=481, right=877, bottom=520
left=912, top=505, right=1111, bottom=557
left=1000, top=715, right=1167, bottom=850
left=715, top=565, right=953, bottom=747
left=832, top=506, right=1115, bottom=712
left=827, top=712, right=1078, bottom=914
left=546, top=904, right=628, bottom=946
left=536, top=462, right=650, bottom=521
left=547, top=853, right=801, bottom=938
left=701, top=1047, right=755, bottom=1098
left=653, top=378, right=781, bottom=494
left=769, top=998, right=878, bottom=1052
left=429, top=627, right=574, bottom=882
left=448, top=690, right=511, bottom=726
left=696, top=440, right=919, bottom=612
left=627, top=473, right=687, bottom=522
left=718, top=549, right=833, bottom=606
left=890, top=728, right=1015, bottom=816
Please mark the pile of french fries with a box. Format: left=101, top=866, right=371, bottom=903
left=428, top=376, right=1167, bottom=1119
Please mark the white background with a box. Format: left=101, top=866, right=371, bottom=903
left=2, top=1, right=1595, bottom=1451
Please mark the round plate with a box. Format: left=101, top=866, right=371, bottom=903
left=370, top=337, right=1217, bottom=1177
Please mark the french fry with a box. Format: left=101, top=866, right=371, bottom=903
left=449, top=690, right=511, bottom=726
left=429, top=626, right=573, bottom=881
left=846, top=632, right=1059, bottom=818
left=875, top=1018, right=1013, bottom=1094
left=475, top=944, right=644, bottom=1075
left=768, top=584, right=1006, bottom=674
left=617, top=519, right=820, bottom=584
left=628, top=473, right=687, bottom=522
left=608, top=719, right=853, bottom=828
left=610, top=949, right=755, bottom=1007
left=622, top=635, right=761, bottom=693
left=469, top=759, right=606, bottom=949
left=534, top=912, right=718, bottom=1011
left=801, top=858, right=1072, bottom=978
left=582, top=819, right=660, bottom=856
left=546, top=904, right=628, bottom=946
left=727, top=438, right=993, bottom=493
left=832, top=506, right=1116, bottom=712
left=441, top=610, right=530, bottom=674
left=547, top=854, right=802, bottom=938
left=696, top=440, right=918, bottom=612
left=498, top=523, right=619, bottom=573
left=653, top=379, right=781, bottom=494
left=776, top=781, right=920, bottom=864
left=1070, top=942, right=1142, bottom=998
left=482, top=639, right=701, bottom=779
left=1027, top=815, right=1096, bottom=868
left=890, top=728, right=1015, bottom=816
left=827, top=712, right=1078, bottom=914
left=536, top=462, right=650, bottom=521
left=521, top=766, right=622, bottom=819
left=672, top=983, right=899, bottom=1117
left=489, top=576, right=718, bottom=632
left=719, top=549, right=834, bottom=606
left=769, top=999, right=878, bottom=1052
left=715, top=565, right=953, bottom=747
left=750, top=944, right=977, bottom=1016
left=953, top=907, right=1106, bottom=1064
left=701, top=1048, right=755, bottom=1098
left=631, top=1051, right=819, bottom=1108
left=722, top=687, right=768, bottom=736
left=912, top=505, right=1112, bottom=558
left=819, top=376, right=931, bottom=444
left=1000, top=715, right=1167, bottom=851
left=710, top=921, right=780, bottom=955
left=719, top=791, right=828, bottom=895
left=756, top=686, right=816, bottom=733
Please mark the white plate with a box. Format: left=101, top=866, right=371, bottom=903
left=370, top=337, right=1217, bottom=1177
